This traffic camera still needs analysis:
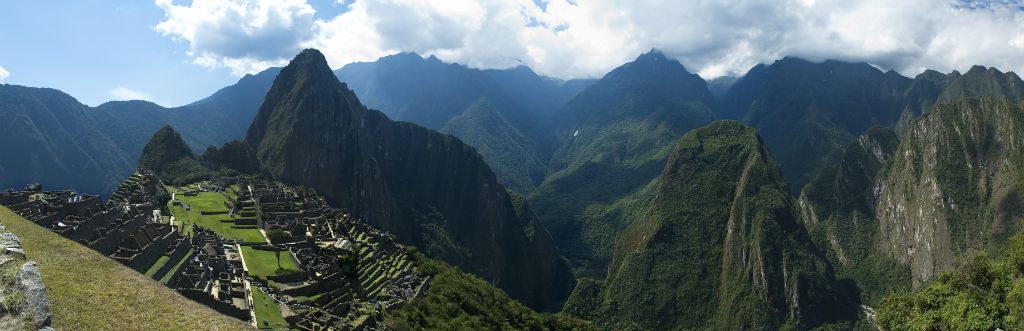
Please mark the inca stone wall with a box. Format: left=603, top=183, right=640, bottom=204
left=0, top=223, right=53, bottom=331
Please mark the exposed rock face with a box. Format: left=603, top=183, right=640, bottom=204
left=0, top=224, right=52, bottom=331
left=586, top=121, right=853, bottom=330
left=245, top=49, right=575, bottom=310
left=876, top=98, right=1024, bottom=287
left=16, top=262, right=51, bottom=330
left=796, top=127, right=912, bottom=302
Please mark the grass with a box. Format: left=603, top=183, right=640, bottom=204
left=160, top=249, right=192, bottom=284
left=240, top=246, right=301, bottom=279
left=0, top=206, right=253, bottom=330
left=250, top=286, right=288, bottom=330
left=168, top=188, right=265, bottom=243
left=144, top=255, right=170, bottom=278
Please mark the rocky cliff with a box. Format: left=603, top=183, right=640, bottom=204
left=877, top=97, right=1024, bottom=287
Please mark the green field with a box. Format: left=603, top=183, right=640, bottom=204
left=144, top=255, right=170, bottom=277
left=160, top=249, right=192, bottom=284
left=0, top=207, right=253, bottom=330
left=167, top=186, right=265, bottom=243
left=251, top=286, right=288, bottom=330
left=240, top=246, right=302, bottom=279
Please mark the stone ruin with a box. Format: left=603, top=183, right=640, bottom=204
left=0, top=221, right=53, bottom=331
left=0, top=172, right=189, bottom=276
left=0, top=175, right=427, bottom=330
left=229, top=178, right=426, bottom=330
left=167, top=226, right=250, bottom=320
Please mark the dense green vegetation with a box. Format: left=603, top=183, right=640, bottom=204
left=873, top=97, right=1024, bottom=289
left=577, top=121, right=855, bottom=330
left=936, top=65, right=1024, bottom=104
left=441, top=97, right=550, bottom=193
left=530, top=50, right=716, bottom=277
left=138, top=126, right=223, bottom=185
left=385, top=249, right=593, bottom=330
left=0, top=206, right=252, bottom=330
left=798, top=127, right=913, bottom=303
left=877, top=235, right=1024, bottom=330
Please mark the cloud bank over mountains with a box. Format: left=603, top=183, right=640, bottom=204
left=154, top=0, right=1024, bottom=79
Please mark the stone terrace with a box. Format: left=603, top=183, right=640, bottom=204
left=0, top=172, right=188, bottom=277
left=168, top=177, right=426, bottom=330
left=0, top=174, right=426, bottom=330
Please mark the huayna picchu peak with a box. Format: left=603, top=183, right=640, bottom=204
left=245, top=48, right=576, bottom=311
left=6, top=5, right=1024, bottom=328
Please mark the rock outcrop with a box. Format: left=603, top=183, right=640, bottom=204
left=877, top=97, right=1024, bottom=286
left=0, top=224, right=52, bottom=331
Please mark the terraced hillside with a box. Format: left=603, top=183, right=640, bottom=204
left=164, top=178, right=425, bottom=330
left=0, top=206, right=252, bottom=330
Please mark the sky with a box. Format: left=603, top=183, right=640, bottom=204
left=1, top=0, right=1023, bottom=107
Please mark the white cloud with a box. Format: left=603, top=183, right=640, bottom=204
left=0, top=65, right=9, bottom=82
left=154, top=0, right=318, bottom=75
left=110, top=86, right=156, bottom=102
left=155, top=0, right=1024, bottom=80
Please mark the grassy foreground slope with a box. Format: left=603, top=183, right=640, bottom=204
left=0, top=206, right=252, bottom=330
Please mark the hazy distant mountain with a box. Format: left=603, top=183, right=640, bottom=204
left=0, top=68, right=278, bottom=195
left=336, top=53, right=592, bottom=193
left=0, top=85, right=131, bottom=194
left=529, top=49, right=716, bottom=277
left=91, top=67, right=281, bottom=161
left=440, top=97, right=550, bottom=192
left=719, top=58, right=913, bottom=193
left=245, top=49, right=575, bottom=310
left=706, top=75, right=738, bottom=100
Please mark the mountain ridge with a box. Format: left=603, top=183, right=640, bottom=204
left=245, top=48, right=576, bottom=310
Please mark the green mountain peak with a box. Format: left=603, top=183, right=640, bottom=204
left=575, top=120, right=854, bottom=329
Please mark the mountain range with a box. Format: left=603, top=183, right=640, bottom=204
left=6, top=46, right=1024, bottom=329
left=0, top=68, right=279, bottom=195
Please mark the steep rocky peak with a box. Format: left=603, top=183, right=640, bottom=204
left=245, top=48, right=364, bottom=148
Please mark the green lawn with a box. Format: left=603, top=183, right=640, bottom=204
left=251, top=286, right=288, bottom=330
left=168, top=188, right=265, bottom=243
left=240, top=246, right=302, bottom=279
left=0, top=207, right=252, bottom=330
left=160, top=249, right=193, bottom=284
left=144, top=255, right=170, bottom=278
left=227, top=184, right=241, bottom=201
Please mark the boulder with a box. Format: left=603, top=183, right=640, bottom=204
left=16, top=261, right=52, bottom=329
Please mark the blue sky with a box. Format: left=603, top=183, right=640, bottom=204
left=0, top=1, right=241, bottom=106
left=1, top=0, right=1022, bottom=107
